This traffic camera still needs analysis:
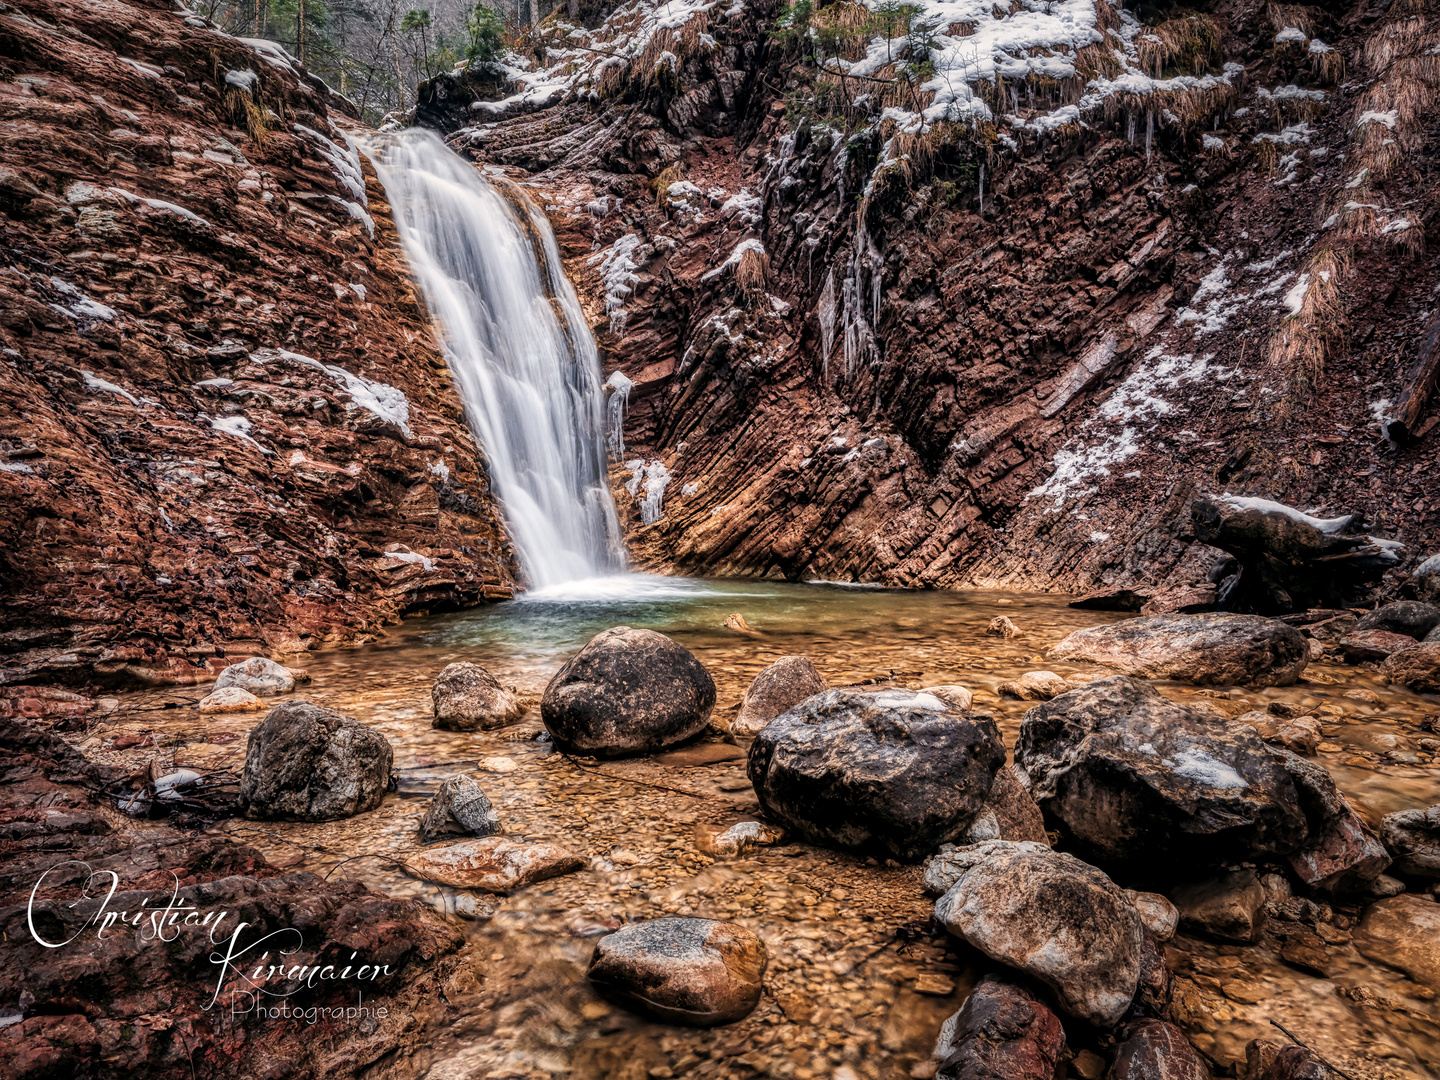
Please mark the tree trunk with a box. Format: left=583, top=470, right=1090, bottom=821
left=1382, top=309, right=1440, bottom=445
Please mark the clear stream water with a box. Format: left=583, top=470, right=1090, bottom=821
left=93, top=579, right=1440, bottom=1079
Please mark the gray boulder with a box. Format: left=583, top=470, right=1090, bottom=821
left=732, top=655, right=826, bottom=736
left=418, top=774, right=501, bottom=842
left=432, top=662, right=522, bottom=731
left=587, top=918, right=766, bottom=1026
left=239, top=700, right=392, bottom=821
left=214, top=656, right=296, bottom=695
left=1381, top=804, right=1440, bottom=879
left=1047, top=613, right=1309, bottom=687
left=1354, top=600, right=1440, bottom=639
left=541, top=627, right=716, bottom=757
left=1417, top=554, right=1440, bottom=605
left=933, top=841, right=1143, bottom=1028
left=748, top=688, right=1005, bottom=862
left=934, top=974, right=1065, bottom=1080
left=1016, top=677, right=1308, bottom=869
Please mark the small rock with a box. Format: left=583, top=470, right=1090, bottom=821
left=933, top=841, right=1143, bottom=1028
left=934, top=974, right=1064, bottom=1080
left=1124, top=890, right=1180, bottom=941
left=214, top=656, right=296, bottom=695
left=239, top=700, right=392, bottom=821
left=731, top=655, right=826, bottom=737
left=408, top=836, right=585, bottom=892
left=1072, top=1050, right=1106, bottom=1080
left=477, top=755, right=518, bottom=773
left=1340, top=629, right=1420, bottom=663
left=1381, top=643, right=1440, bottom=693
left=154, top=768, right=203, bottom=800
left=197, top=686, right=268, bottom=713
left=1170, top=869, right=1267, bottom=943
left=1110, top=1019, right=1209, bottom=1080
left=418, top=774, right=501, bottom=842
left=997, top=671, right=1069, bottom=701
left=1362, top=873, right=1406, bottom=898
left=1266, top=701, right=1311, bottom=719
left=1381, top=804, right=1440, bottom=878
left=1048, top=613, right=1309, bottom=687
left=1239, top=711, right=1322, bottom=755
left=1343, top=688, right=1381, bottom=705
left=700, top=820, right=785, bottom=858
left=919, top=684, right=975, bottom=711
left=587, top=918, right=766, bottom=1026
left=986, top=616, right=1019, bottom=639
left=431, top=661, right=522, bottom=731
left=542, top=627, right=716, bottom=757
left=1255, top=1044, right=1333, bottom=1080
left=749, top=688, right=1004, bottom=861
left=1354, top=600, right=1440, bottom=640
left=1416, top=554, right=1440, bottom=605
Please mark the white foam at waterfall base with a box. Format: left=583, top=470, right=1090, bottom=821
left=361, top=129, right=626, bottom=590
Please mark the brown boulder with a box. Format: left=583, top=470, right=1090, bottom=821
left=1381, top=643, right=1440, bottom=693
left=1109, top=1020, right=1209, bottom=1080
left=407, top=836, right=585, bottom=892
left=432, top=661, right=522, bottom=731
left=732, top=655, right=826, bottom=736
left=963, top=765, right=1049, bottom=844
left=587, top=918, right=766, bottom=1026
left=1354, top=893, right=1440, bottom=989
left=935, top=974, right=1065, bottom=1080
left=1340, top=629, right=1420, bottom=663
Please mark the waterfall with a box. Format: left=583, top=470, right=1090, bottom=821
left=361, top=129, right=625, bottom=591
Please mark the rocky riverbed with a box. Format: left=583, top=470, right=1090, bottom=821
left=9, top=583, right=1439, bottom=1079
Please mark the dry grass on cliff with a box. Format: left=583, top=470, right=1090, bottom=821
left=1265, top=2, right=1318, bottom=38
left=1265, top=247, right=1349, bottom=408
left=223, top=87, right=269, bottom=146
left=1136, top=11, right=1222, bottom=78
left=651, top=163, right=686, bottom=203
left=735, top=247, right=770, bottom=292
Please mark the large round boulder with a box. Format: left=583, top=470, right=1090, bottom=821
left=1016, top=676, right=1308, bottom=869
left=933, top=841, right=1144, bottom=1028
left=239, top=700, right=392, bottom=821
left=747, top=688, right=1005, bottom=861
left=541, top=627, right=716, bottom=757
left=731, top=655, right=826, bottom=736
left=1047, top=613, right=1309, bottom=687
left=1381, top=642, right=1440, bottom=693
left=432, top=661, right=522, bottom=731
left=1354, top=600, right=1440, bottom=640
left=587, top=917, right=766, bottom=1026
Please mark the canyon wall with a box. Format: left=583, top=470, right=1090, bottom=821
left=443, top=0, right=1440, bottom=598
left=0, top=0, right=517, bottom=686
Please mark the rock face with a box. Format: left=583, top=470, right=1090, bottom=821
left=213, top=656, right=296, bottom=695
left=934, top=975, right=1065, bottom=1080
left=1016, top=677, right=1307, bottom=869
left=934, top=841, right=1143, bottom=1028
left=542, top=627, right=716, bottom=757
left=431, top=661, right=522, bottom=731
left=197, top=686, right=268, bottom=713
left=1354, top=601, right=1440, bottom=639
left=407, top=836, right=585, bottom=892
left=1110, top=1020, right=1210, bottom=1080
left=1381, top=643, right=1440, bottom=692
left=748, top=688, right=1005, bottom=861
left=1381, top=805, right=1440, bottom=878
left=239, top=700, right=392, bottom=821
left=1047, top=614, right=1309, bottom=687
left=587, top=918, right=766, bottom=1026
left=1171, top=869, right=1267, bottom=943
left=1354, top=894, right=1440, bottom=990
left=0, top=0, right=515, bottom=689
left=731, top=655, right=826, bottom=736
left=418, top=774, right=501, bottom=842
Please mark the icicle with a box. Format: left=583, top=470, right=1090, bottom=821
left=1145, top=110, right=1154, bottom=163
left=604, top=370, right=633, bottom=459
left=1127, top=113, right=1136, bottom=144
left=818, top=269, right=837, bottom=381
left=978, top=165, right=985, bottom=213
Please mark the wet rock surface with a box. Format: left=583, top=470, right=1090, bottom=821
left=239, top=700, right=393, bottom=821
left=731, top=655, right=826, bottom=737
left=586, top=917, right=766, bottom=1026
left=1110, top=1019, right=1211, bottom=1080
left=1171, top=869, right=1268, bottom=944
left=1048, top=615, right=1309, bottom=687
left=431, top=661, right=522, bottom=731
left=542, top=627, right=717, bottom=757
left=934, top=974, right=1065, bottom=1080
left=407, top=836, right=585, bottom=892
left=1016, top=677, right=1308, bottom=870
left=933, top=841, right=1143, bottom=1028
left=1353, top=894, right=1440, bottom=991
left=748, top=688, right=1005, bottom=861
left=1381, top=805, right=1440, bottom=878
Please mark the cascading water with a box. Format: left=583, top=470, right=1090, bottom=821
left=361, top=129, right=625, bottom=591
